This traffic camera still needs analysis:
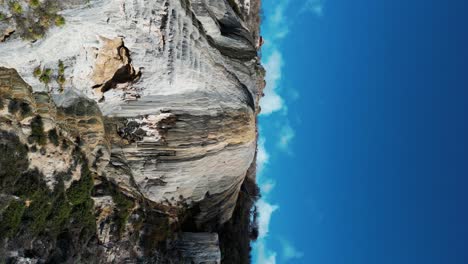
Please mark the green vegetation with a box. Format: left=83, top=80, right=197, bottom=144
left=0, top=129, right=97, bottom=245
left=0, top=12, right=5, bottom=20
left=70, top=198, right=96, bottom=234
left=48, top=128, right=59, bottom=146
left=8, top=0, right=65, bottom=41
left=7, top=99, right=32, bottom=117
left=41, top=68, right=52, bottom=83
left=34, top=61, right=66, bottom=90
left=54, top=15, right=65, bottom=26
left=35, top=67, right=52, bottom=84
left=0, top=131, right=29, bottom=189
left=57, top=60, right=66, bottom=90
left=29, top=115, right=47, bottom=145
left=24, top=189, right=53, bottom=234
left=57, top=75, right=66, bottom=85
left=61, top=139, right=69, bottom=150
left=29, top=0, right=40, bottom=8
left=111, top=188, right=134, bottom=236
left=20, top=101, right=32, bottom=116
left=9, top=1, right=23, bottom=14
left=58, top=60, right=65, bottom=74
left=1, top=93, right=89, bottom=242
left=67, top=164, right=94, bottom=206
left=48, top=192, right=72, bottom=233
left=8, top=99, right=19, bottom=114
left=33, top=66, right=42, bottom=77
left=0, top=199, right=26, bottom=238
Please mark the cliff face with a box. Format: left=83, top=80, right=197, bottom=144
left=0, top=0, right=263, bottom=263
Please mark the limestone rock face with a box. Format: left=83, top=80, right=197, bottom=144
left=168, top=232, right=222, bottom=263
left=0, top=0, right=263, bottom=263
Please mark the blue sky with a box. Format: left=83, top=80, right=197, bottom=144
left=254, top=0, right=468, bottom=263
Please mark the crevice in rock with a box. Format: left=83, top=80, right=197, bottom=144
left=0, top=29, right=15, bottom=42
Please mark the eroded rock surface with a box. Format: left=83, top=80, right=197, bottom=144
left=0, top=0, right=263, bottom=263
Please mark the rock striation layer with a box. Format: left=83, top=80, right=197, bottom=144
left=0, top=0, right=263, bottom=263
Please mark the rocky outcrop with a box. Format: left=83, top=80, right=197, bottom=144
left=0, top=0, right=263, bottom=263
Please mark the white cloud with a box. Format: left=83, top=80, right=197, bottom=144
left=254, top=0, right=306, bottom=262
left=281, top=239, right=304, bottom=261
left=256, top=240, right=277, bottom=264
left=254, top=191, right=279, bottom=264
left=257, top=199, right=279, bottom=239
left=257, top=137, right=270, bottom=174
left=260, top=50, right=284, bottom=115
left=267, top=0, right=291, bottom=40
left=302, top=0, right=325, bottom=17
left=277, top=123, right=295, bottom=151
left=259, top=0, right=291, bottom=116
left=260, top=180, right=276, bottom=195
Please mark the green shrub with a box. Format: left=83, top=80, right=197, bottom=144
left=33, top=67, right=42, bottom=77
left=66, top=166, right=94, bottom=206
left=57, top=75, right=66, bottom=86
left=13, top=169, right=45, bottom=198
left=0, top=199, right=25, bottom=238
left=49, top=192, right=72, bottom=233
left=58, top=60, right=65, bottom=74
left=29, top=115, right=47, bottom=145
left=7, top=99, right=31, bottom=116
left=23, top=189, right=52, bottom=234
left=70, top=197, right=96, bottom=238
left=29, top=0, right=40, bottom=8
left=0, top=131, right=29, bottom=190
left=112, top=190, right=134, bottom=236
left=8, top=99, right=19, bottom=114
left=54, top=15, right=65, bottom=26
left=48, top=128, right=59, bottom=146
left=9, top=0, right=66, bottom=40
left=9, top=2, right=23, bottom=14
left=20, top=101, right=32, bottom=117
left=39, top=73, right=50, bottom=84
left=61, top=139, right=69, bottom=150
left=36, top=68, right=52, bottom=84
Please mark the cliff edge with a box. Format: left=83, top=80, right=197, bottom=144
left=0, top=0, right=263, bottom=263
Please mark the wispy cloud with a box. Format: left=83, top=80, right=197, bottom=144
left=257, top=199, right=279, bottom=238
left=280, top=239, right=305, bottom=261
left=257, top=137, right=270, bottom=174
left=259, top=0, right=292, bottom=116
left=302, top=0, right=326, bottom=17
left=255, top=135, right=279, bottom=264
left=254, top=0, right=305, bottom=263
left=277, top=122, right=295, bottom=151
left=254, top=168, right=279, bottom=264
left=260, top=180, right=276, bottom=195
left=267, top=0, right=291, bottom=40
left=256, top=240, right=277, bottom=264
